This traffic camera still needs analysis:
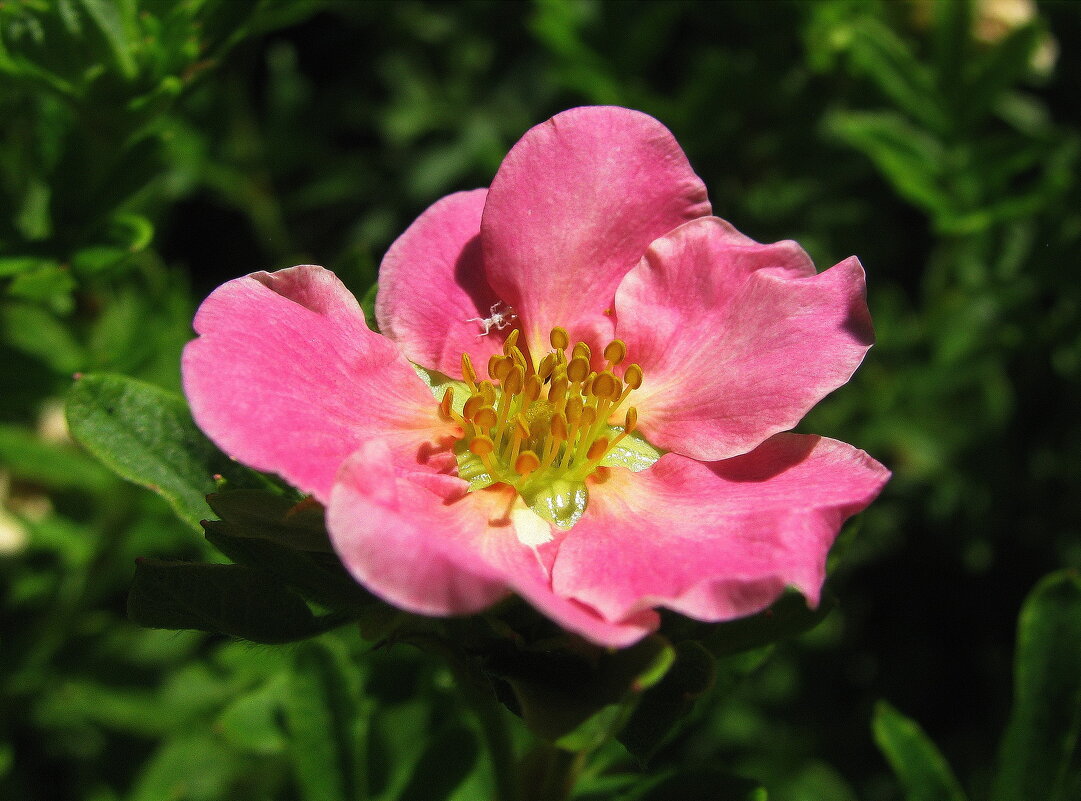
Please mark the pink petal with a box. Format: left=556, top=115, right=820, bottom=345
left=482, top=106, right=711, bottom=360
left=183, top=265, right=450, bottom=502
left=552, top=435, right=890, bottom=624
left=377, top=189, right=510, bottom=377
left=328, top=440, right=658, bottom=647
left=616, top=217, right=874, bottom=461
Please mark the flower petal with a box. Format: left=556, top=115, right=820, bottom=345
left=552, top=435, right=890, bottom=624
left=482, top=106, right=711, bottom=360
left=616, top=217, right=874, bottom=460
left=328, top=440, right=658, bottom=647
left=377, top=189, right=510, bottom=377
left=183, top=265, right=449, bottom=502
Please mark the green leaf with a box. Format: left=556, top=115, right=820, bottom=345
left=207, top=490, right=331, bottom=552
left=619, top=641, right=716, bottom=765
left=127, top=558, right=335, bottom=644
left=396, top=723, right=479, bottom=801
left=70, top=245, right=131, bottom=278
left=962, top=24, right=1043, bottom=128
left=360, top=281, right=379, bottom=332
left=487, top=634, right=673, bottom=742
left=282, top=640, right=364, bottom=801
left=129, top=734, right=238, bottom=801
left=2, top=301, right=85, bottom=373
left=618, top=768, right=767, bottom=801
left=0, top=423, right=113, bottom=492
left=216, top=673, right=289, bottom=755
left=78, top=0, right=137, bottom=79
left=842, top=16, right=947, bottom=134
left=202, top=515, right=377, bottom=613
left=992, top=570, right=1081, bottom=801
left=695, top=590, right=836, bottom=657
left=0, top=256, right=59, bottom=278
left=873, top=701, right=967, bottom=801
left=826, top=110, right=952, bottom=217
left=6, top=263, right=77, bottom=309
left=65, top=373, right=261, bottom=530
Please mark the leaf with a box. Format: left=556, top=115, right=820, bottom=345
left=395, top=723, right=480, bottom=801
left=78, top=0, right=137, bottom=79
left=695, top=590, right=836, bottom=657
left=65, top=373, right=261, bottom=530
left=207, top=489, right=331, bottom=552
left=842, top=16, right=947, bottom=134
left=282, top=640, right=364, bottom=801
left=962, top=24, right=1043, bottom=128
left=1, top=302, right=85, bottom=373
left=360, top=281, right=379, bottom=332
left=619, top=641, right=716, bottom=765
left=618, top=768, right=767, bottom=801
left=0, top=256, right=59, bottom=278
left=486, top=634, right=674, bottom=741
left=129, top=734, right=238, bottom=801
left=992, top=570, right=1081, bottom=801
left=127, top=558, right=335, bottom=644
left=825, top=110, right=952, bottom=217
left=202, top=514, right=377, bottom=613
left=873, top=701, right=967, bottom=801
left=216, top=674, right=289, bottom=756
left=0, top=423, right=114, bottom=492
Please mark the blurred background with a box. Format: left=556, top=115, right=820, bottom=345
left=1, top=1, right=1079, bottom=799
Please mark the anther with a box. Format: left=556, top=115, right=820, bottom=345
left=603, top=339, right=627, bottom=366
left=623, top=363, right=643, bottom=390
left=624, top=407, right=638, bottom=433
left=479, top=381, right=497, bottom=405
left=550, top=412, right=569, bottom=441
left=469, top=435, right=495, bottom=456
left=438, top=388, right=456, bottom=421
left=503, top=328, right=520, bottom=354
left=586, top=438, right=609, bottom=462
left=503, top=365, right=524, bottom=396
left=550, top=327, right=569, bottom=351
left=523, top=374, right=542, bottom=404
left=515, top=451, right=540, bottom=479
left=592, top=371, right=620, bottom=401
left=473, top=405, right=498, bottom=430
left=572, top=342, right=591, bottom=362
left=463, top=394, right=486, bottom=420
left=567, top=357, right=590, bottom=383
left=461, top=353, right=478, bottom=390
left=490, top=356, right=513, bottom=383
left=537, top=353, right=557, bottom=381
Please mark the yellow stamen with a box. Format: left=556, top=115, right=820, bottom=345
left=463, top=394, right=485, bottom=421
left=438, top=389, right=456, bottom=421
left=490, top=356, right=513, bottom=383
left=586, top=437, right=609, bottom=462
left=592, top=371, right=621, bottom=402
left=537, top=353, right=557, bottom=381
left=603, top=339, right=627, bottom=366
left=550, top=326, right=569, bottom=351
left=461, top=353, right=479, bottom=391
left=567, top=356, right=590, bottom=383
left=515, top=451, right=540, bottom=480
left=473, top=405, right=498, bottom=430
left=447, top=325, right=648, bottom=512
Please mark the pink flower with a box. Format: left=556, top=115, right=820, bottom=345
left=183, top=107, right=889, bottom=648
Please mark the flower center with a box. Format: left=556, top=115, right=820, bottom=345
left=438, top=326, right=643, bottom=528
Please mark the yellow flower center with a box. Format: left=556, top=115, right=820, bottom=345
left=437, top=326, right=646, bottom=528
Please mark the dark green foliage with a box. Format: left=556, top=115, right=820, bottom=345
left=3, top=1, right=1080, bottom=800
